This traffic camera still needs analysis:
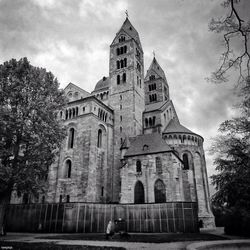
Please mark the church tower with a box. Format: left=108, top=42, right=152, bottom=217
left=109, top=17, right=145, bottom=201
left=144, top=57, right=170, bottom=106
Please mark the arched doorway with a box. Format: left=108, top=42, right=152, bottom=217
left=134, top=181, right=145, bottom=204
left=154, top=179, right=166, bottom=203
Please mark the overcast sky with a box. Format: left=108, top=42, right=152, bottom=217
left=1, top=0, right=249, bottom=187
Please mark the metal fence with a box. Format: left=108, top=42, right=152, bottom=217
left=2, top=202, right=198, bottom=233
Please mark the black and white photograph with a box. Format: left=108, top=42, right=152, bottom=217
left=0, top=0, right=249, bottom=249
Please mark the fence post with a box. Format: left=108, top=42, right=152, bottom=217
left=55, top=203, right=59, bottom=232
left=76, top=203, right=80, bottom=233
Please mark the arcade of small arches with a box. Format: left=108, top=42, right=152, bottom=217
left=116, top=45, right=127, bottom=55
left=117, top=73, right=126, bottom=84
left=149, top=93, right=157, bottom=102
left=98, top=108, right=108, bottom=122
left=148, top=83, right=156, bottom=91
left=95, top=91, right=109, bottom=100
left=163, top=107, right=173, bottom=122
left=60, top=107, right=79, bottom=120
left=149, top=75, right=155, bottom=81
left=164, top=133, right=203, bottom=146
left=117, top=58, right=127, bottom=69
left=144, top=116, right=156, bottom=128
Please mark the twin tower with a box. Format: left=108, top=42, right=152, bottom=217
left=40, top=17, right=215, bottom=228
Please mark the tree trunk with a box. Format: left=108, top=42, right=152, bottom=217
left=0, top=190, right=12, bottom=236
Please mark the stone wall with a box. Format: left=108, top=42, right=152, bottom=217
left=163, top=135, right=215, bottom=228
left=120, top=152, right=185, bottom=203
left=47, top=98, right=114, bottom=203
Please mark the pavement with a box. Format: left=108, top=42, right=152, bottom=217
left=0, top=228, right=248, bottom=250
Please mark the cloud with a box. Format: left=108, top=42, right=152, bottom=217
left=1, top=0, right=249, bottom=183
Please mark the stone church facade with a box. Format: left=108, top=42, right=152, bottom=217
left=13, top=18, right=215, bottom=227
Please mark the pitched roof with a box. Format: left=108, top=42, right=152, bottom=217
left=163, top=119, right=195, bottom=134
left=113, top=18, right=142, bottom=48
left=145, top=57, right=166, bottom=80
left=124, top=133, right=172, bottom=157
left=92, top=76, right=110, bottom=92
left=144, top=101, right=167, bottom=112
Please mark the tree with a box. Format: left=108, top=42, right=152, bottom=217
left=0, top=57, right=66, bottom=204
left=209, top=0, right=250, bottom=84
left=209, top=0, right=250, bottom=235
left=210, top=80, right=250, bottom=235
left=210, top=81, right=250, bottom=208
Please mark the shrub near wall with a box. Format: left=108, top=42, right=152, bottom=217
left=224, top=209, right=250, bottom=236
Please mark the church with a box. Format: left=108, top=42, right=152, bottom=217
left=42, top=17, right=214, bottom=228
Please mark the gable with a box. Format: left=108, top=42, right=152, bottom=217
left=64, top=82, right=90, bottom=102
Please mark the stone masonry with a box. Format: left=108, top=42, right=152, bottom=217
left=11, top=17, right=215, bottom=228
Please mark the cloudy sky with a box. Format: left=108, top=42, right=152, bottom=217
left=1, top=0, right=249, bottom=188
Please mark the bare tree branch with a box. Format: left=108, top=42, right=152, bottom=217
left=209, top=0, right=250, bottom=84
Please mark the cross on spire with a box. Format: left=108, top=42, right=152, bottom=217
left=125, top=10, right=129, bottom=18
left=153, top=50, right=155, bottom=58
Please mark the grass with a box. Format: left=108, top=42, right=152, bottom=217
left=37, top=232, right=227, bottom=243
left=0, top=241, right=125, bottom=250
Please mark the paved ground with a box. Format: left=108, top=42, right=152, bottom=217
left=0, top=228, right=249, bottom=250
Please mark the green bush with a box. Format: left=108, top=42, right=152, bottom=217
left=224, top=209, right=250, bottom=236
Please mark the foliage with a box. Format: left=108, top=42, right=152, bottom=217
left=210, top=80, right=250, bottom=206
left=209, top=0, right=250, bottom=84
left=210, top=80, right=250, bottom=234
left=0, top=58, right=66, bottom=203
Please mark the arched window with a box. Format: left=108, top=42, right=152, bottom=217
left=152, top=116, right=156, bottom=126
left=122, top=73, right=126, bottom=82
left=60, top=111, right=63, bottom=118
left=116, top=48, right=119, bottom=55
left=149, top=117, right=152, bottom=127
left=120, top=60, right=124, bottom=68
left=145, top=118, right=148, bottom=128
left=183, top=153, right=189, bottom=170
left=69, top=109, right=72, bottom=119
left=117, top=60, right=120, bottom=69
left=65, top=110, right=68, bottom=120
left=155, top=157, right=162, bottom=174
left=65, top=159, right=72, bottom=178
left=72, top=108, right=75, bottom=117
left=124, top=58, right=127, bottom=67
left=117, top=75, right=120, bottom=85
left=97, top=129, right=102, bottom=148
left=124, top=45, right=127, bottom=53
left=76, top=107, right=78, bottom=116
left=134, top=181, right=144, bottom=204
left=154, top=179, right=166, bottom=203
left=68, top=128, right=75, bottom=149
left=136, top=160, right=141, bottom=173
